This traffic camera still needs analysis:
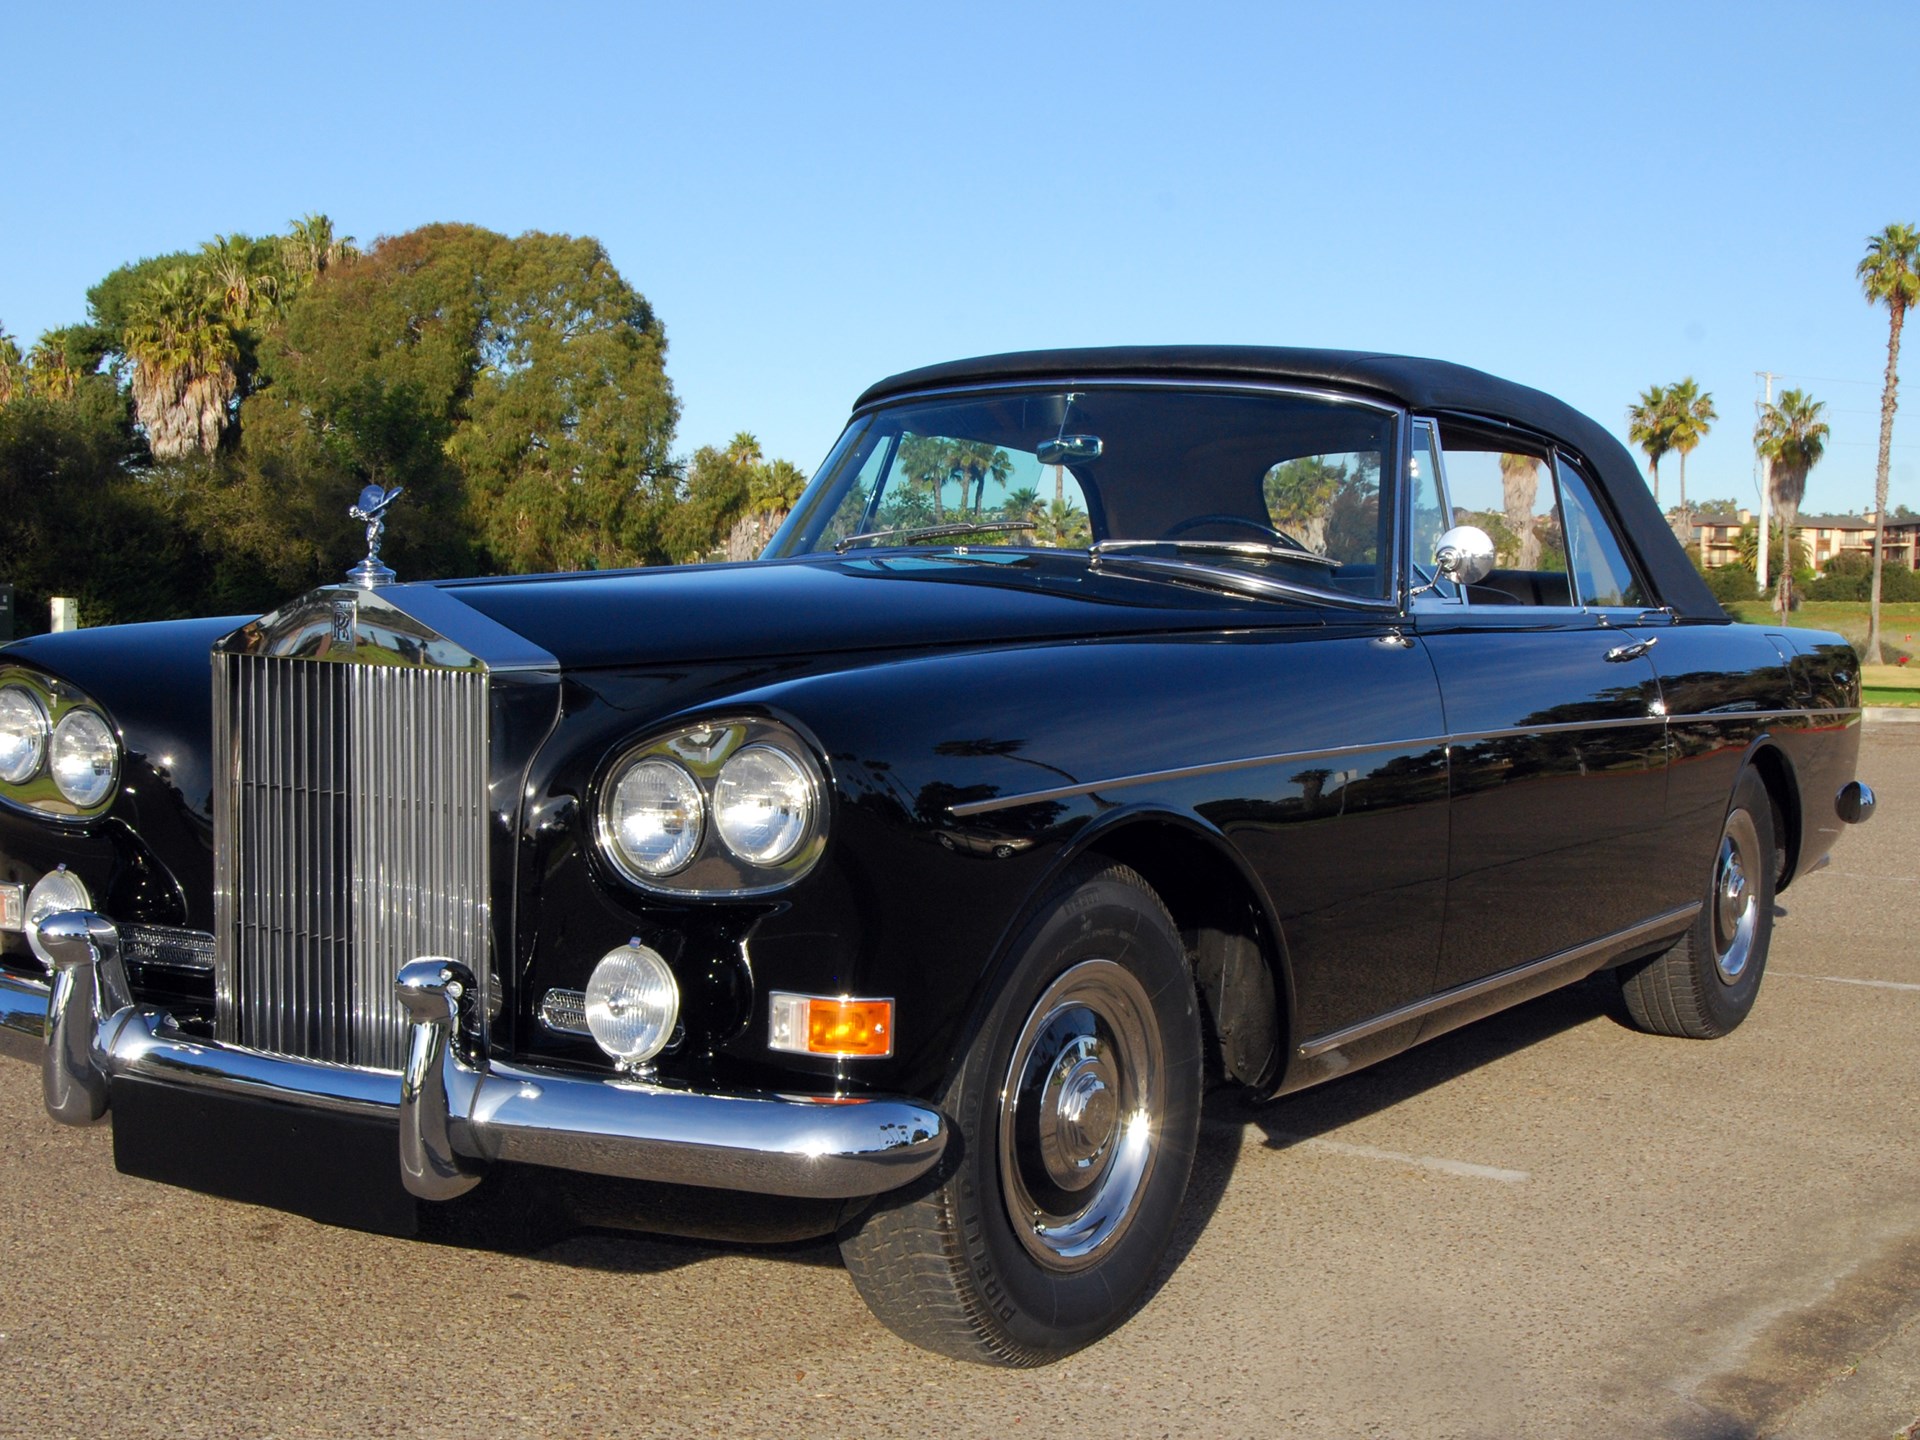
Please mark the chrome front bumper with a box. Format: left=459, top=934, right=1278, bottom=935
left=0, top=912, right=946, bottom=1203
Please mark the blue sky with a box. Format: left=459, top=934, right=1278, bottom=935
left=3, top=1, right=1914, bottom=519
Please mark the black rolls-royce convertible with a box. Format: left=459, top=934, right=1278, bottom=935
left=0, top=347, right=1876, bottom=1365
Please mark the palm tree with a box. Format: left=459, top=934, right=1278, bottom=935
left=200, top=233, right=276, bottom=324
left=1734, top=519, right=1806, bottom=576
left=280, top=213, right=358, bottom=295
left=1498, top=453, right=1541, bottom=569
left=1002, top=485, right=1043, bottom=523
left=25, top=332, right=81, bottom=400
left=1753, top=388, right=1829, bottom=618
left=1627, top=384, right=1672, bottom=505
left=122, top=266, right=241, bottom=458
left=1857, top=222, right=1920, bottom=662
left=1665, top=377, right=1715, bottom=536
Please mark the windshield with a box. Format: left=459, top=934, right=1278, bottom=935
left=764, top=386, right=1397, bottom=600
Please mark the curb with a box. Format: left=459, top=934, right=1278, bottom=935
left=1864, top=706, right=1920, bottom=724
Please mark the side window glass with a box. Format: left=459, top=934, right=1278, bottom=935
left=1557, top=457, right=1646, bottom=609
left=1408, top=420, right=1452, bottom=597
left=1435, top=432, right=1571, bottom=606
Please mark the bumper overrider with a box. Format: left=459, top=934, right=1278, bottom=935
left=0, top=911, right=946, bottom=1203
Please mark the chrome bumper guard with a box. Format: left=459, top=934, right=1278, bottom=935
left=0, top=912, right=946, bottom=1203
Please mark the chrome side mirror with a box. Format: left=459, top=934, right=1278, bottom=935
left=1432, top=526, right=1496, bottom=586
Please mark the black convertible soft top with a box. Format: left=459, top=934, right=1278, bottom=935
left=858, top=346, right=1725, bottom=621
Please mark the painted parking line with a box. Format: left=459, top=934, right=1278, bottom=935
left=1774, top=972, right=1920, bottom=994
left=1267, top=1132, right=1530, bottom=1184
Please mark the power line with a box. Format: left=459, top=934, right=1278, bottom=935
left=1771, top=372, right=1882, bottom=387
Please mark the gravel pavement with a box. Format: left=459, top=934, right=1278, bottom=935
left=2, top=728, right=1916, bottom=1440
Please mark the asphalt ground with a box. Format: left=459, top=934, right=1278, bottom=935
left=2, top=729, right=1916, bottom=1440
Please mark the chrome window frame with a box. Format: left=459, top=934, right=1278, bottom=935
left=1408, top=415, right=1594, bottom=621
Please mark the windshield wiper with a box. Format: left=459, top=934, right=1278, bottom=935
left=1089, top=538, right=1341, bottom=569
left=1086, top=551, right=1385, bottom=610
left=834, top=520, right=1038, bottom=554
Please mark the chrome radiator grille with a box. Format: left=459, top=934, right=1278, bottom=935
left=213, top=652, right=489, bottom=1070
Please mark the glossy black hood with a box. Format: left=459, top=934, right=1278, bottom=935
left=435, top=553, right=1331, bottom=669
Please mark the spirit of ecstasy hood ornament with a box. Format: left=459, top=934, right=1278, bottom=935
left=346, top=485, right=403, bottom=589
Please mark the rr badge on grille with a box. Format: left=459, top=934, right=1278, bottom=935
left=330, top=598, right=357, bottom=652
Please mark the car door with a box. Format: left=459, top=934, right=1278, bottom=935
left=1409, top=423, right=1668, bottom=994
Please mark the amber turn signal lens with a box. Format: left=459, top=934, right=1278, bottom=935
left=768, top=993, right=894, bottom=1058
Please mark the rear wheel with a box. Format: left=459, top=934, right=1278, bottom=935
left=1619, top=767, right=1776, bottom=1038
left=839, top=863, right=1203, bottom=1365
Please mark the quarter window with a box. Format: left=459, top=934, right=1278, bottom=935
left=1556, top=457, right=1646, bottom=609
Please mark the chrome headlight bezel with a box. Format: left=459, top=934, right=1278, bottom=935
left=0, top=666, right=121, bottom=821
left=595, top=716, right=827, bottom=898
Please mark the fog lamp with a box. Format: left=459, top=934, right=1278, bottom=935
left=584, top=942, right=680, bottom=1068
left=25, top=868, right=92, bottom=971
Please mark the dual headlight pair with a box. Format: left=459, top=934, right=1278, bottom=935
left=597, top=717, right=826, bottom=897
left=0, top=674, right=120, bottom=816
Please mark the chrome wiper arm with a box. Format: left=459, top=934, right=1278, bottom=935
left=1089, top=538, right=1341, bottom=570
left=1088, top=551, right=1385, bottom=610
left=834, top=520, right=1038, bottom=554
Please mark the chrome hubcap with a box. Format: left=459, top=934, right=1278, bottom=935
left=1712, top=810, right=1761, bottom=984
left=999, top=959, right=1163, bottom=1272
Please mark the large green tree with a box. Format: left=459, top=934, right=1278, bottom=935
left=231, top=222, right=678, bottom=580
left=1754, top=388, right=1829, bottom=618
left=448, top=230, right=679, bottom=570
left=1857, top=222, right=1919, bottom=663
left=0, top=392, right=196, bottom=631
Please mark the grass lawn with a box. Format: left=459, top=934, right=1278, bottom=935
left=1721, top=599, right=1920, bottom=701
left=1723, top=599, right=1920, bottom=659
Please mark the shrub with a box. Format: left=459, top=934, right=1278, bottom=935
left=1805, top=561, right=1920, bottom=602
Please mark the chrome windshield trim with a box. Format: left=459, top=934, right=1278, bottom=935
left=849, top=375, right=1405, bottom=421
left=1298, top=904, right=1702, bottom=1058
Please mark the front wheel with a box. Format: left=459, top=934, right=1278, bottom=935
left=1619, top=767, right=1776, bottom=1038
left=839, top=863, right=1203, bottom=1365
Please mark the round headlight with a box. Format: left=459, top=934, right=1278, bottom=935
left=713, top=744, right=817, bottom=866
left=0, top=686, right=49, bottom=785
left=584, top=943, right=680, bottom=1067
left=50, top=708, right=118, bottom=810
left=605, top=758, right=705, bottom=877
left=26, top=868, right=92, bottom=970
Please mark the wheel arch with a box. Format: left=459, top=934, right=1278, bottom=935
left=1742, top=738, right=1802, bottom=890
left=1067, top=808, right=1294, bottom=1093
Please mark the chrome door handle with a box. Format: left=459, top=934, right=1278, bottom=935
left=1605, top=637, right=1658, bottom=662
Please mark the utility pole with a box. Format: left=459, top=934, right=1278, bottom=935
left=1755, top=371, right=1776, bottom=594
